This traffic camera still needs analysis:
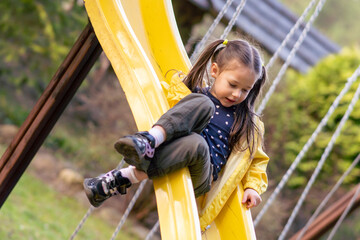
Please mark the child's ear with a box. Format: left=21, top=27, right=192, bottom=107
left=210, top=62, right=219, bottom=78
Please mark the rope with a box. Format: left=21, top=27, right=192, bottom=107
left=296, top=153, right=360, bottom=240
left=69, top=206, right=95, bottom=240
left=110, top=179, right=148, bottom=240
left=278, top=76, right=360, bottom=240
left=220, top=0, right=247, bottom=39
left=116, top=159, right=126, bottom=170
left=145, top=219, right=160, bottom=240
left=190, top=0, right=235, bottom=63
left=70, top=160, right=126, bottom=239
left=256, top=0, right=328, bottom=115
left=327, top=184, right=360, bottom=240
left=254, top=65, right=360, bottom=226
left=266, top=0, right=319, bottom=71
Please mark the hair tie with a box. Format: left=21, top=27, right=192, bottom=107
left=223, top=39, right=228, bottom=46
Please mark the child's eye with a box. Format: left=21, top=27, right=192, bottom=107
left=229, top=83, right=236, bottom=88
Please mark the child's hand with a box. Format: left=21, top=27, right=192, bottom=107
left=242, top=188, right=262, bottom=209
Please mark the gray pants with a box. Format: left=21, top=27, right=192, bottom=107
left=146, top=93, right=215, bottom=197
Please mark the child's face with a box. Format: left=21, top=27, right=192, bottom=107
left=210, top=60, right=256, bottom=107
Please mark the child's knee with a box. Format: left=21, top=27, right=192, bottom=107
left=179, top=134, right=209, bottom=160
left=195, top=93, right=215, bottom=115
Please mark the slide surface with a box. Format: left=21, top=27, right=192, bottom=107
left=85, top=0, right=255, bottom=239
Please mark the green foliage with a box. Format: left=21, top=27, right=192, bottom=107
left=43, top=124, right=123, bottom=173
left=0, top=173, right=139, bottom=240
left=0, top=0, right=87, bottom=97
left=0, top=93, right=29, bottom=126
left=265, top=47, right=360, bottom=188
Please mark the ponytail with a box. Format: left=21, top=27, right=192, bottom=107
left=183, top=40, right=224, bottom=91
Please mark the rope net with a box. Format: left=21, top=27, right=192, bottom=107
left=278, top=71, right=360, bottom=240
left=327, top=184, right=360, bottom=240
left=257, top=0, right=328, bottom=115
left=296, top=153, right=360, bottom=240
left=254, top=66, right=360, bottom=226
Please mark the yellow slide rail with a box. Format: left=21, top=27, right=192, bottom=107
left=85, top=0, right=256, bottom=239
left=85, top=0, right=200, bottom=239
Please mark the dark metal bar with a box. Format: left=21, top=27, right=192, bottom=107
left=0, top=24, right=92, bottom=173
left=0, top=23, right=102, bottom=207
left=290, top=184, right=360, bottom=240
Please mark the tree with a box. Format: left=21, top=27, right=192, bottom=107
left=264, top=47, right=360, bottom=188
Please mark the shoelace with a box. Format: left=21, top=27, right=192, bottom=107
left=102, top=172, right=119, bottom=196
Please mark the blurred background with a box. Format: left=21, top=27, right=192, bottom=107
left=0, top=0, right=359, bottom=239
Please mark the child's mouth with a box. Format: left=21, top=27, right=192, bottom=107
left=226, top=98, right=236, bottom=103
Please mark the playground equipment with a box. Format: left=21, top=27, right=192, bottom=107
left=1, top=0, right=359, bottom=239
left=84, top=0, right=256, bottom=238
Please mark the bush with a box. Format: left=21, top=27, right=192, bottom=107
left=264, top=47, right=360, bottom=188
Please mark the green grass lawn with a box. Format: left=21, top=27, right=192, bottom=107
left=0, top=173, right=139, bottom=240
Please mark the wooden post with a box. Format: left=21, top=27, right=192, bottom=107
left=0, top=23, right=102, bottom=207
left=290, top=184, right=360, bottom=240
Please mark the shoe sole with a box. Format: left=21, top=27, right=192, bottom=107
left=114, top=137, right=143, bottom=168
left=83, top=179, right=102, bottom=208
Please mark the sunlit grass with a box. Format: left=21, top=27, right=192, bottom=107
left=0, top=173, right=139, bottom=240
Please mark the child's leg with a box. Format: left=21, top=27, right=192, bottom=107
left=83, top=165, right=148, bottom=208
left=154, top=93, right=215, bottom=141
left=148, top=126, right=166, bottom=148
left=84, top=94, right=214, bottom=207
left=121, top=165, right=148, bottom=183
left=115, top=93, right=214, bottom=172
left=147, top=133, right=212, bottom=197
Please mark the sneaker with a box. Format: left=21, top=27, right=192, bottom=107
left=83, top=169, right=131, bottom=207
left=114, top=131, right=155, bottom=172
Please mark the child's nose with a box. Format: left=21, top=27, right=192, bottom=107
left=233, top=89, right=242, bottom=98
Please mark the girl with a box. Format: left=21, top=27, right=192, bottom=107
left=84, top=39, right=269, bottom=211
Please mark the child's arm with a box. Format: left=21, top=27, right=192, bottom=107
left=241, top=119, right=270, bottom=197
left=241, top=146, right=269, bottom=196
left=241, top=148, right=268, bottom=209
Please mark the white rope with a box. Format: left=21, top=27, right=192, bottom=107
left=145, top=219, right=160, bottom=240
left=70, top=160, right=126, bottom=239
left=278, top=76, right=360, bottom=240
left=220, top=0, right=247, bottom=39
left=69, top=206, right=95, bottom=240
left=256, top=0, right=328, bottom=115
left=327, top=184, right=360, bottom=240
left=266, top=0, right=319, bottom=71
left=110, top=179, right=148, bottom=240
left=296, top=153, right=360, bottom=240
left=115, top=159, right=126, bottom=170
left=190, top=0, right=235, bottom=63
left=254, top=65, right=360, bottom=227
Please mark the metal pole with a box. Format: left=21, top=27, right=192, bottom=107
left=0, top=23, right=102, bottom=207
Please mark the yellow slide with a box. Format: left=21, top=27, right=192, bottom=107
left=85, top=0, right=256, bottom=239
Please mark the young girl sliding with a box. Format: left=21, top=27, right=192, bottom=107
left=84, top=39, right=269, bottom=210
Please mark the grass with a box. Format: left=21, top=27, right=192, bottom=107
left=0, top=173, right=139, bottom=240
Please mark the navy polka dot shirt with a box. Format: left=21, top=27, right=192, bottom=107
left=197, top=88, right=236, bottom=181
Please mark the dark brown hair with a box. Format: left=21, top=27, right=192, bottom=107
left=183, top=39, right=267, bottom=155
